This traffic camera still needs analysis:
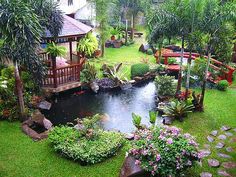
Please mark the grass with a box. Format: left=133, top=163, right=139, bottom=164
left=1, top=88, right=235, bottom=177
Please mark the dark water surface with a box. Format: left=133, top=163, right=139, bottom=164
left=42, top=82, right=159, bottom=133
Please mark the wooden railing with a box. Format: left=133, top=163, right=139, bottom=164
left=43, top=58, right=85, bottom=88
left=159, top=52, right=235, bottom=84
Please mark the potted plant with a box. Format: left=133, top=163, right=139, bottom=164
left=110, top=27, right=119, bottom=41
left=77, top=32, right=98, bottom=58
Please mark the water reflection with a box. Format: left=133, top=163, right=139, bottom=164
left=42, top=82, right=159, bottom=133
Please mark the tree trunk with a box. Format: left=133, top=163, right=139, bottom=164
left=131, top=14, right=135, bottom=40
left=199, top=51, right=211, bottom=110
left=101, top=42, right=105, bottom=58
left=14, top=62, right=25, bottom=121
left=185, top=51, right=192, bottom=100
left=157, top=42, right=163, bottom=64
left=175, top=35, right=184, bottom=97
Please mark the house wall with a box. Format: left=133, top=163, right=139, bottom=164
left=55, top=0, right=87, bottom=14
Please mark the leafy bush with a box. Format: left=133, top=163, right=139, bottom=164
left=164, top=100, right=194, bottom=121
left=77, top=32, right=98, bottom=57
left=146, top=49, right=153, bottom=55
left=131, top=63, right=150, bottom=78
left=49, top=115, right=124, bottom=164
left=217, top=80, right=229, bottom=91
left=129, top=126, right=201, bottom=176
left=0, top=66, right=39, bottom=121
left=132, top=113, right=142, bottom=129
left=160, top=57, right=177, bottom=64
left=154, top=75, right=175, bottom=96
left=81, top=63, right=97, bottom=83
left=49, top=127, right=124, bottom=164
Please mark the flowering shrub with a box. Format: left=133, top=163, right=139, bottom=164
left=129, top=126, right=201, bottom=176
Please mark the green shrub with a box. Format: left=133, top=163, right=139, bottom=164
left=217, top=80, right=229, bottom=91
left=49, top=127, right=124, bottom=164
left=160, top=57, right=177, bottom=64
left=154, top=75, right=175, bottom=96
left=131, top=63, right=149, bottom=78
left=146, top=49, right=153, bottom=55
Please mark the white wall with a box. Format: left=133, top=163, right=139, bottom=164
left=56, top=0, right=87, bottom=14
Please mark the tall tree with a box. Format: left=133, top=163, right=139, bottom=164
left=92, top=0, right=113, bottom=57
left=199, top=0, right=236, bottom=109
left=0, top=0, right=63, bottom=120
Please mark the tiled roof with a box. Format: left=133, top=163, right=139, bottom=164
left=44, top=15, right=92, bottom=38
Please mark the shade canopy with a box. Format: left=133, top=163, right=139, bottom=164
left=43, top=15, right=92, bottom=39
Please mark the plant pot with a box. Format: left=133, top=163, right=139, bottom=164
left=111, top=35, right=116, bottom=41
left=94, top=50, right=101, bottom=58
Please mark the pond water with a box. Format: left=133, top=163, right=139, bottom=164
left=42, top=82, right=160, bottom=133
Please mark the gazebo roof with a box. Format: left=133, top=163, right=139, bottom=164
left=44, top=15, right=92, bottom=39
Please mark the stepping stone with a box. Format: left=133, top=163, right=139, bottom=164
left=210, top=130, right=218, bottom=136
left=230, top=138, right=236, bottom=143
left=199, top=149, right=211, bottom=158
left=226, top=147, right=234, bottom=152
left=204, top=144, right=211, bottom=149
left=200, top=172, right=213, bottom=177
left=233, top=128, right=236, bottom=132
left=217, top=153, right=232, bottom=159
left=225, top=132, right=233, bottom=137
left=207, top=136, right=214, bottom=142
left=221, top=126, right=231, bottom=131
left=217, top=169, right=232, bottom=177
left=222, top=162, right=236, bottom=169
left=216, top=142, right=225, bottom=149
left=218, top=134, right=227, bottom=140
left=208, top=159, right=220, bottom=167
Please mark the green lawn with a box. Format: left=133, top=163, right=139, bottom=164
left=0, top=88, right=236, bottom=177
left=88, top=41, right=156, bottom=79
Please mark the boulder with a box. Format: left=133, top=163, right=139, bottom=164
left=43, top=118, right=53, bottom=130
left=120, top=156, right=150, bottom=177
left=38, top=101, right=52, bottom=110
left=133, top=77, right=143, bottom=82
left=32, top=110, right=45, bottom=126
left=90, top=82, right=99, bottom=93
left=162, top=116, right=173, bottom=125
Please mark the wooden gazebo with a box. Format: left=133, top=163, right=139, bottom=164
left=40, top=15, right=92, bottom=93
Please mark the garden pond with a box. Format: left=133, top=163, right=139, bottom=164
left=42, top=81, right=161, bottom=133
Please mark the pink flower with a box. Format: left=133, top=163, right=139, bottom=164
left=135, top=160, right=141, bottom=165
left=134, top=135, right=141, bottom=140
left=156, top=154, right=161, bottom=161
left=151, top=170, right=155, bottom=176
left=166, top=138, right=173, bottom=144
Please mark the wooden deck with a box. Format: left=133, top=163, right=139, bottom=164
left=42, top=81, right=82, bottom=93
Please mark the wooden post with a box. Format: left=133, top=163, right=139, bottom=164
left=131, top=14, right=134, bottom=40
left=69, top=38, right=73, bottom=63
left=51, top=55, right=58, bottom=88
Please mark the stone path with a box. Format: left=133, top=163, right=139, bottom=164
left=200, top=125, right=236, bottom=177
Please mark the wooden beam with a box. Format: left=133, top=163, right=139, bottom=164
left=51, top=55, right=58, bottom=88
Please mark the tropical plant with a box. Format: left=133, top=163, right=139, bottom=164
left=45, top=42, right=66, bottom=57
left=81, top=63, right=97, bottom=83
left=102, top=63, right=128, bottom=85
left=0, top=0, right=63, bottom=119
left=131, top=63, right=150, bottom=78
left=77, top=33, right=98, bottom=57
left=132, top=113, right=142, bottom=129
left=129, top=126, right=201, bottom=176
left=164, top=100, right=194, bottom=121
left=154, top=75, right=175, bottom=96
left=149, top=111, right=157, bottom=125
left=216, top=80, right=229, bottom=91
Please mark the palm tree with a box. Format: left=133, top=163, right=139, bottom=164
left=0, top=0, right=63, bottom=120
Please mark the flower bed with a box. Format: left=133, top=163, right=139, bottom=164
left=129, top=126, right=201, bottom=176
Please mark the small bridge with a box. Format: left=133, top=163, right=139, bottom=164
left=155, top=51, right=235, bottom=84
